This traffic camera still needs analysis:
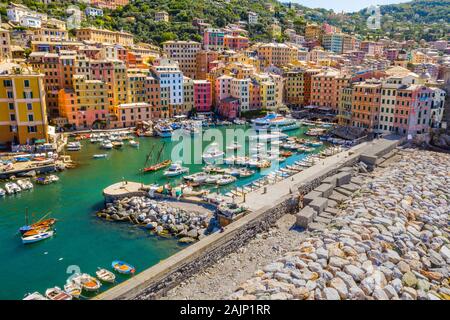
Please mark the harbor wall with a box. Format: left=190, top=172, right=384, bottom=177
left=94, top=138, right=403, bottom=300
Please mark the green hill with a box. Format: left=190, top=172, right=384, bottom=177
left=0, top=0, right=448, bottom=45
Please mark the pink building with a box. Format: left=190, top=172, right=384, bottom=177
left=224, top=35, right=249, bottom=51
left=218, top=97, right=239, bottom=119
left=385, top=48, right=399, bottom=61
left=203, top=28, right=225, bottom=51
left=193, top=80, right=212, bottom=112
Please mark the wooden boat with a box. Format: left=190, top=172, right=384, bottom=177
left=45, top=287, right=72, bottom=300
left=64, top=281, right=82, bottom=299
left=143, top=160, right=171, bottom=173
left=23, top=292, right=48, bottom=300
left=22, top=230, right=54, bottom=244
left=72, top=273, right=102, bottom=292
left=19, top=213, right=56, bottom=234
left=23, top=226, right=50, bottom=237
left=112, top=141, right=123, bottom=148
left=112, top=260, right=135, bottom=275
left=142, top=143, right=171, bottom=173
left=96, top=268, right=116, bottom=283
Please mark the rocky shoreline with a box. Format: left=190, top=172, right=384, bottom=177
left=163, top=149, right=450, bottom=300
left=97, top=197, right=217, bottom=243
left=231, top=149, right=450, bottom=300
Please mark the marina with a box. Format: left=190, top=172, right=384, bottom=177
left=0, top=123, right=338, bottom=300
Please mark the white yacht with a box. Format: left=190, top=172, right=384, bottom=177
left=202, top=143, right=225, bottom=162
left=252, top=113, right=300, bottom=132
left=163, top=162, right=189, bottom=177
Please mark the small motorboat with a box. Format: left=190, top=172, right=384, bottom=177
left=93, top=154, right=108, bottom=159
left=22, top=230, right=54, bottom=244
left=112, top=260, right=135, bottom=275
left=226, top=143, right=242, bottom=151
left=64, top=281, right=82, bottom=299
left=129, top=140, right=139, bottom=147
left=205, top=175, right=219, bottom=185
left=72, top=273, right=102, bottom=292
left=101, top=141, right=113, bottom=149
left=5, top=182, right=21, bottom=194
left=48, top=175, right=59, bottom=182
left=96, top=268, right=116, bottom=283
left=202, top=143, right=224, bottom=163
left=66, top=142, right=81, bottom=151
left=0, top=188, right=5, bottom=197
left=163, top=162, right=189, bottom=177
left=239, top=168, right=255, bottom=178
left=17, top=179, right=33, bottom=190
left=216, top=175, right=237, bottom=186
left=45, top=286, right=72, bottom=300
left=23, top=292, right=48, bottom=300
left=112, top=141, right=123, bottom=149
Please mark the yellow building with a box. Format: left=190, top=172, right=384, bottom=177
left=75, top=28, right=134, bottom=46
left=256, top=43, right=298, bottom=68
left=284, top=69, right=305, bottom=106
left=0, top=63, right=48, bottom=145
left=305, top=24, right=322, bottom=42
left=183, top=76, right=194, bottom=115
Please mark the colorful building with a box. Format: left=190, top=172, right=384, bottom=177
left=75, top=28, right=134, bottom=47
left=193, top=80, right=212, bottom=113
left=163, top=41, right=202, bottom=79
left=0, top=63, right=48, bottom=145
left=203, top=28, right=225, bottom=51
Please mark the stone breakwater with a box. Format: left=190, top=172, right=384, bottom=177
left=97, top=197, right=215, bottom=242
left=231, top=149, right=450, bottom=300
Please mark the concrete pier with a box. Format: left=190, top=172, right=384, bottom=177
left=103, top=181, right=149, bottom=202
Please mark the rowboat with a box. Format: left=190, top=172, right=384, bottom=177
left=112, top=141, right=123, bottom=148
left=112, top=260, right=135, bottom=275
left=22, top=230, right=54, bottom=244
left=45, top=286, right=72, bottom=300
left=129, top=140, right=139, bottom=147
left=64, top=281, right=82, bottom=299
left=19, top=218, right=57, bottom=234
left=93, top=154, right=108, bottom=159
left=23, top=226, right=50, bottom=237
left=96, top=268, right=116, bottom=283
left=23, top=292, right=48, bottom=300
left=72, top=273, right=102, bottom=292
left=143, top=160, right=171, bottom=173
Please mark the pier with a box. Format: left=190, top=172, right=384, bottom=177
left=94, top=136, right=403, bottom=300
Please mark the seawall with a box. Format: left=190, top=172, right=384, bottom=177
left=94, top=137, right=402, bottom=300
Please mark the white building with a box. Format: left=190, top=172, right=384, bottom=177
left=85, top=7, right=104, bottom=17
left=19, top=16, right=42, bottom=28
left=152, top=60, right=184, bottom=106
left=430, top=87, right=446, bottom=129
left=248, top=12, right=258, bottom=25
left=231, top=78, right=250, bottom=112
left=7, top=3, right=46, bottom=27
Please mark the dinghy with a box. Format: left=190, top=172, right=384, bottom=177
left=22, top=230, right=54, bottom=244
left=64, top=281, right=82, bottom=299
left=45, top=287, right=72, bottom=300
left=112, top=260, right=135, bottom=275
left=93, top=154, right=108, bottom=159
left=23, top=292, right=47, bottom=300
left=72, top=273, right=102, bottom=292
left=96, top=268, right=116, bottom=283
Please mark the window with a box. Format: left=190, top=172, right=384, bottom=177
left=10, top=114, right=16, bottom=121
left=27, top=126, right=37, bottom=133
left=27, top=103, right=32, bottom=110
left=28, top=114, right=34, bottom=122
left=24, top=80, right=30, bottom=88
left=8, top=103, right=14, bottom=110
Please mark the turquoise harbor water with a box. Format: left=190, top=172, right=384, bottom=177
left=0, top=125, right=325, bottom=300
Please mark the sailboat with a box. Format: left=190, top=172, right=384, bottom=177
left=141, top=143, right=172, bottom=173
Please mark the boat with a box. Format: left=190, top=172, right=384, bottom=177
left=226, top=143, right=242, bottom=151
left=96, top=268, right=116, bottom=283
left=0, top=188, right=5, bottom=197
left=249, top=132, right=289, bottom=141
left=129, top=140, right=139, bottom=147
left=17, top=179, right=33, bottom=190
left=45, top=287, right=72, bottom=300
left=101, top=141, right=113, bottom=149
left=48, top=175, right=59, bottom=182
left=23, top=292, right=48, bottom=300
left=23, top=226, right=50, bottom=237
left=252, top=113, right=300, bottom=132
left=239, top=168, right=255, bottom=178
left=22, top=230, right=54, bottom=244
left=93, top=154, right=108, bottom=159
left=112, top=260, right=135, bottom=275
left=66, top=142, right=81, bottom=151
left=205, top=175, right=219, bottom=185
left=163, top=162, right=189, bottom=177
left=112, top=141, right=123, bottom=148
left=306, top=141, right=323, bottom=147
left=19, top=214, right=57, bottom=235
left=72, top=273, right=102, bottom=292
left=5, top=182, right=21, bottom=194
left=216, top=175, right=237, bottom=186
left=142, top=143, right=171, bottom=173
left=184, top=172, right=209, bottom=184
left=202, top=143, right=224, bottom=163
left=154, top=124, right=173, bottom=138
left=64, top=281, right=82, bottom=299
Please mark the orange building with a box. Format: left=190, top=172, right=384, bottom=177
left=351, top=80, right=382, bottom=130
